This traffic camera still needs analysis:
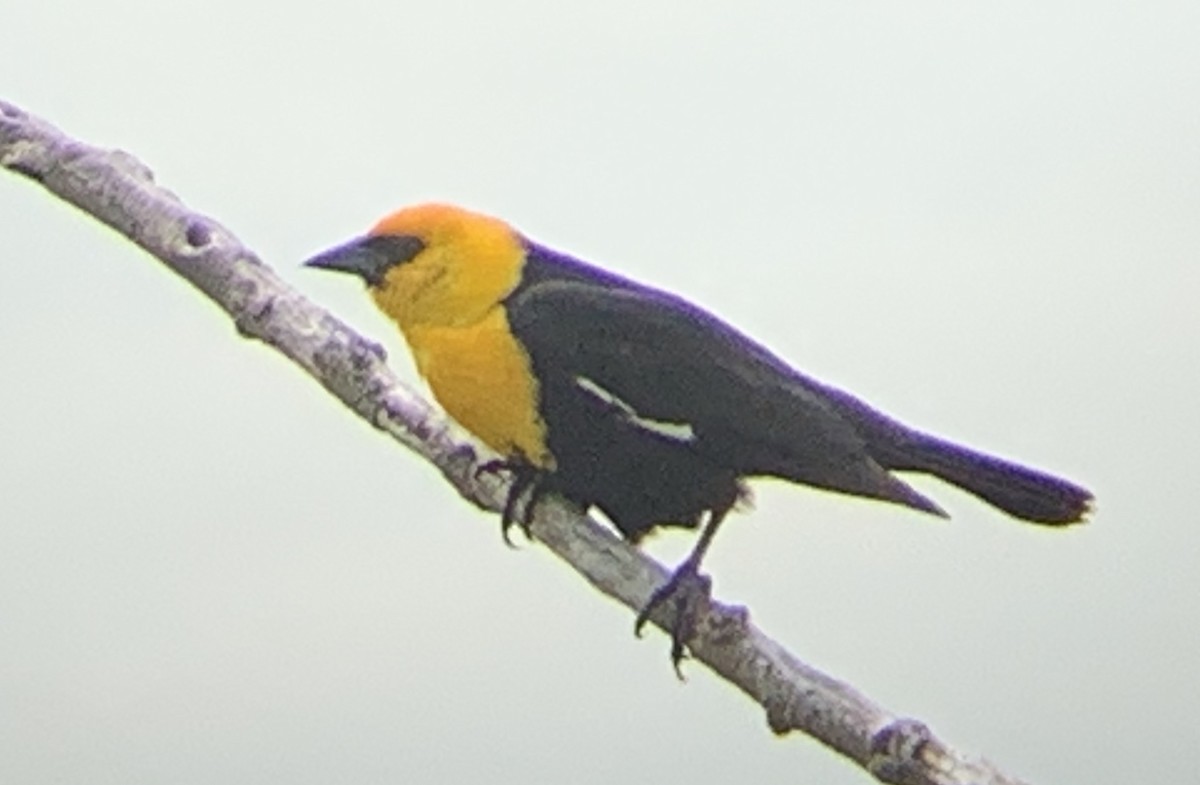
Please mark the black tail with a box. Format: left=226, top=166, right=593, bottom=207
left=878, top=431, right=1093, bottom=525
left=784, top=375, right=1093, bottom=524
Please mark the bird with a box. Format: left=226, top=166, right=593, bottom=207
left=304, top=203, right=1094, bottom=669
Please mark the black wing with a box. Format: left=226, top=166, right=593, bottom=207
left=506, top=276, right=911, bottom=495
left=510, top=253, right=1100, bottom=525
left=506, top=243, right=1092, bottom=525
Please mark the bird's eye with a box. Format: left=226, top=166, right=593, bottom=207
left=364, top=234, right=426, bottom=266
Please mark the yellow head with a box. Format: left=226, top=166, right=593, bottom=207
left=305, top=203, right=527, bottom=332
left=305, top=203, right=555, bottom=467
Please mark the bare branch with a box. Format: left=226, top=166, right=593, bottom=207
left=1, top=98, right=1030, bottom=785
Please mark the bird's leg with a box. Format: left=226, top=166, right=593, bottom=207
left=635, top=507, right=729, bottom=676
left=475, top=456, right=544, bottom=545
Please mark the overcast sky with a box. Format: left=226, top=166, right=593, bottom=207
left=2, top=2, right=1197, bottom=783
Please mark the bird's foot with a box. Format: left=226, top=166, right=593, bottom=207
left=635, top=561, right=713, bottom=678
left=475, top=458, right=543, bottom=545
left=473, top=458, right=511, bottom=480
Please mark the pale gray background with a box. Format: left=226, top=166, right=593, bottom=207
left=2, top=2, right=1197, bottom=783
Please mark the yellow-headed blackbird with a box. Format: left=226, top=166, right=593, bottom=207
left=305, top=203, right=1093, bottom=666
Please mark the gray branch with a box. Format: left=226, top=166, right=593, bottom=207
left=0, top=98, right=1030, bottom=785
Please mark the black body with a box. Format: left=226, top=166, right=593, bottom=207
left=506, top=242, right=1091, bottom=541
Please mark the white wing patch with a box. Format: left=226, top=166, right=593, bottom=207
left=574, top=375, right=696, bottom=442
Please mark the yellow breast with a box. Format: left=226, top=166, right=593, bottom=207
left=404, top=308, right=554, bottom=469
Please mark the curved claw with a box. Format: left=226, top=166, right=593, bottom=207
left=499, top=482, right=525, bottom=547
left=488, top=458, right=545, bottom=546
left=500, top=475, right=536, bottom=546
left=635, top=563, right=713, bottom=678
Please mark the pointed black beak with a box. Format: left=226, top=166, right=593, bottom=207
left=303, top=234, right=426, bottom=287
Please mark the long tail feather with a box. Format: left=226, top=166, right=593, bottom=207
left=880, top=432, right=1093, bottom=525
